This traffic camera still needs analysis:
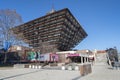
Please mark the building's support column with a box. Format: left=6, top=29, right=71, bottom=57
left=87, top=57, right=89, bottom=62
left=84, top=57, right=86, bottom=63
left=81, top=56, right=83, bottom=64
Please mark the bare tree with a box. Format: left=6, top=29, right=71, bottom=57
left=11, top=31, right=30, bottom=47
left=39, top=41, right=58, bottom=53
left=0, top=9, right=23, bottom=63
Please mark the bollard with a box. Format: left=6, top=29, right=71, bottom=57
left=68, top=66, right=72, bottom=70
left=38, top=65, right=42, bottom=69
left=32, top=65, right=35, bottom=69
left=29, top=65, right=32, bottom=68
left=75, top=66, right=79, bottom=70
left=35, top=65, right=38, bottom=69
left=61, top=66, right=66, bottom=70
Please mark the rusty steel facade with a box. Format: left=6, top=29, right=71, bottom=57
left=13, top=8, right=87, bottom=52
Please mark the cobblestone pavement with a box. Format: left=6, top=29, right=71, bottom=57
left=0, top=63, right=120, bottom=80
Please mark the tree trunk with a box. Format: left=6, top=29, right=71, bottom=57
left=3, top=52, right=7, bottom=63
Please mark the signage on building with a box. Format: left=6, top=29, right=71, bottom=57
left=67, top=53, right=79, bottom=57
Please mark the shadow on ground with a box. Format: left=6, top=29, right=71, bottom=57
left=72, top=76, right=81, bottom=80
left=0, top=69, right=44, bottom=80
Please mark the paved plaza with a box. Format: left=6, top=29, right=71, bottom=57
left=80, top=62, right=120, bottom=80
left=0, top=63, right=120, bottom=80
left=0, top=68, right=80, bottom=80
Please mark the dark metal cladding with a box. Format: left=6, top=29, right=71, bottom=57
left=13, top=8, right=88, bottom=53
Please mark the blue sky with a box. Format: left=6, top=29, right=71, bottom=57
left=0, top=0, right=120, bottom=51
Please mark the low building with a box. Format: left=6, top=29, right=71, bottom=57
left=95, top=50, right=107, bottom=62
left=56, top=50, right=93, bottom=63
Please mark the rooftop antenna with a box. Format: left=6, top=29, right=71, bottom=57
left=51, top=3, right=56, bottom=13
left=47, top=3, right=56, bottom=14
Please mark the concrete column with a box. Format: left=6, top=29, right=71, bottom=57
left=87, top=57, right=89, bottom=62
left=84, top=57, right=86, bottom=63
left=81, top=56, right=83, bottom=64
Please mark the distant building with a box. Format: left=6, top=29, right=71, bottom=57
left=96, top=50, right=106, bottom=54
left=94, top=50, right=107, bottom=62
left=13, top=8, right=87, bottom=53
